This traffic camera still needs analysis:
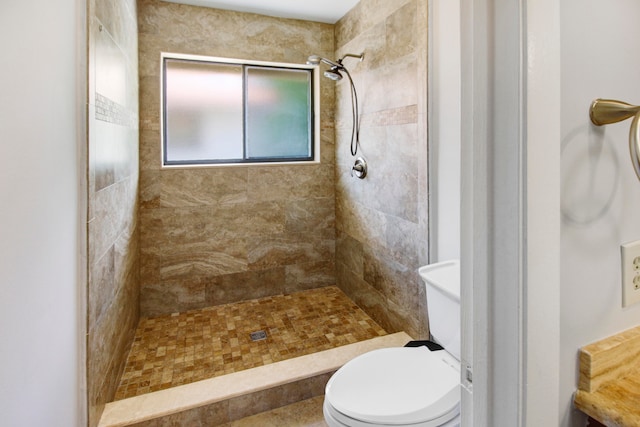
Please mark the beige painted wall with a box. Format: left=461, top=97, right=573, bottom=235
left=334, top=0, right=429, bottom=339
left=87, top=0, right=140, bottom=425
left=138, top=0, right=336, bottom=317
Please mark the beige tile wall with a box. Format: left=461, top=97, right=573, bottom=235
left=137, top=0, right=337, bottom=317
left=334, top=0, right=430, bottom=339
left=87, top=0, right=140, bottom=425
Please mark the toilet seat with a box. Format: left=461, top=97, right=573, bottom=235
left=323, top=400, right=460, bottom=427
left=324, top=347, right=460, bottom=426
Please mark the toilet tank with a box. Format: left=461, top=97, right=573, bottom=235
left=419, top=260, right=460, bottom=361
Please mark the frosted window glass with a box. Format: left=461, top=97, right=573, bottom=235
left=164, top=59, right=243, bottom=163
left=162, top=55, right=316, bottom=166
left=245, top=67, right=312, bottom=159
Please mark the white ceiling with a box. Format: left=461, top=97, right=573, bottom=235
left=161, top=0, right=360, bottom=24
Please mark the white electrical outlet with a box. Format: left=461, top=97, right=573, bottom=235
left=621, top=241, right=640, bottom=307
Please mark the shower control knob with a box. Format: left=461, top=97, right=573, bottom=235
left=351, top=157, right=367, bottom=179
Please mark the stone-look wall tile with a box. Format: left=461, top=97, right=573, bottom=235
left=140, top=279, right=207, bottom=317
left=384, top=296, right=421, bottom=339
left=139, top=169, right=160, bottom=208
left=335, top=0, right=413, bottom=49
left=87, top=1, right=140, bottom=425
left=140, top=244, right=161, bottom=286
left=247, top=165, right=334, bottom=202
left=336, top=230, right=364, bottom=278
left=89, top=246, right=116, bottom=329
left=359, top=124, right=419, bottom=223
left=139, top=0, right=333, bottom=64
left=336, top=261, right=389, bottom=327
left=363, top=246, right=419, bottom=310
left=94, top=120, right=117, bottom=191
left=159, top=168, right=248, bottom=208
left=139, top=131, right=161, bottom=172
left=336, top=198, right=388, bottom=251
left=385, top=2, right=417, bottom=62
left=88, top=261, right=139, bottom=427
left=205, top=268, right=287, bottom=307
left=334, top=0, right=429, bottom=340
left=337, top=261, right=419, bottom=338
left=335, top=151, right=365, bottom=204
left=89, top=179, right=125, bottom=264
left=138, top=0, right=336, bottom=317
left=284, top=261, right=336, bottom=293
left=89, top=166, right=138, bottom=265
left=347, top=22, right=387, bottom=73
left=159, top=238, right=248, bottom=281
left=138, top=77, right=161, bottom=136
left=95, top=0, right=137, bottom=60
left=247, top=235, right=334, bottom=271
left=385, top=215, right=420, bottom=266
left=340, top=56, right=418, bottom=119
left=285, top=197, right=335, bottom=238
left=142, top=203, right=284, bottom=244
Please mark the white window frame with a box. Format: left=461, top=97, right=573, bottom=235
left=160, top=52, right=321, bottom=169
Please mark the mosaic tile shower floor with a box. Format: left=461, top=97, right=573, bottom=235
left=114, top=286, right=387, bottom=400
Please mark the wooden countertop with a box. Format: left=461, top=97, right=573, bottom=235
left=574, top=325, right=640, bottom=427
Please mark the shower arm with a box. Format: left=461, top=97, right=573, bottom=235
left=589, top=98, right=640, bottom=181
left=339, top=53, right=365, bottom=63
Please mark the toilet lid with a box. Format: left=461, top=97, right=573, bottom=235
left=325, top=347, right=460, bottom=425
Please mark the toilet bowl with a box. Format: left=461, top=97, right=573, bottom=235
left=323, top=260, right=461, bottom=427
left=323, top=346, right=460, bottom=426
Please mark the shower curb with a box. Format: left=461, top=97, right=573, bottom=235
left=98, top=332, right=412, bottom=427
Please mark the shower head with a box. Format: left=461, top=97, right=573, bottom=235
left=324, top=67, right=343, bottom=81
left=306, top=53, right=364, bottom=81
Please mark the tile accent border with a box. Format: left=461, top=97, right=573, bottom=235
left=96, top=92, right=137, bottom=127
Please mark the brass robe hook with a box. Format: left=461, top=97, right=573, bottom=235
left=589, top=99, right=640, bottom=181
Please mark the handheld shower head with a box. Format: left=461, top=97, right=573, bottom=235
left=324, top=67, right=343, bottom=81
left=307, top=51, right=365, bottom=158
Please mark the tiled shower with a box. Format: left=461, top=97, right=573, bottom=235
left=87, top=0, right=428, bottom=425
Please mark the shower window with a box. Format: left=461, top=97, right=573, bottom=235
left=162, top=53, right=319, bottom=167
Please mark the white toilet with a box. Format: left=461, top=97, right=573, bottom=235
left=323, top=260, right=461, bottom=427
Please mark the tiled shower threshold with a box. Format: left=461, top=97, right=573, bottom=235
left=98, top=332, right=412, bottom=426
left=99, top=286, right=414, bottom=426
